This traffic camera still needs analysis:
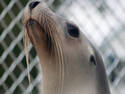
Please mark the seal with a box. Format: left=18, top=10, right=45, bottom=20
left=23, top=1, right=111, bottom=94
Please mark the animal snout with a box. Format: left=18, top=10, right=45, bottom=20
left=29, top=1, right=40, bottom=10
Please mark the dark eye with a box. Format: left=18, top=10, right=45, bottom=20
left=66, top=23, right=79, bottom=38
left=90, top=55, right=96, bottom=65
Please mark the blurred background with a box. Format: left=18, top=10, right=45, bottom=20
left=0, top=0, right=125, bottom=94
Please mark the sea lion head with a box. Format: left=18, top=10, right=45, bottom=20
left=23, top=1, right=110, bottom=94
left=23, top=0, right=93, bottom=63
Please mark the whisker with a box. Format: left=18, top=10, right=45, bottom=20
left=23, top=28, right=32, bottom=94
left=52, top=32, right=64, bottom=94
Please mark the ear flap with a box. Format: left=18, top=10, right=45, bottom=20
left=90, top=55, right=96, bottom=65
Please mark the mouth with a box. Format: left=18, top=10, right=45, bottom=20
left=25, top=19, right=53, bottom=52
left=23, top=1, right=57, bottom=54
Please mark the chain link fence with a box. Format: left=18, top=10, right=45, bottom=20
left=0, top=0, right=42, bottom=94
left=0, top=0, right=125, bottom=94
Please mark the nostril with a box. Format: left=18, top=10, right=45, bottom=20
left=29, top=1, right=40, bottom=10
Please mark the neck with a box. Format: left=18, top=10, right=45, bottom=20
left=37, top=50, right=62, bottom=94
left=38, top=53, right=97, bottom=94
left=36, top=46, right=110, bottom=94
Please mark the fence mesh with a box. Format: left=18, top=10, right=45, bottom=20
left=0, top=0, right=41, bottom=94
left=0, top=0, right=125, bottom=94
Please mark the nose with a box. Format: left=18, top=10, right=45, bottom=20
left=29, top=1, right=40, bottom=10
